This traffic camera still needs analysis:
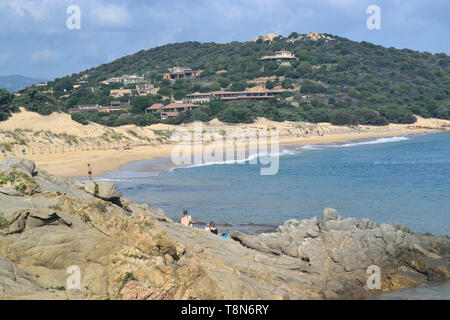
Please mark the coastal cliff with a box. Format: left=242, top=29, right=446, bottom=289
left=0, top=157, right=449, bottom=299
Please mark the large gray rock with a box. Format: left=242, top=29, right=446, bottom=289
left=321, top=207, right=341, bottom=230
left=4, top=209, right=72, bottom=235
left=0, top=158, right=36, bottom=176
left=322, top=217, right=358, bottom=232
left=227, top=208, right=450, bottom=298
left=0, top=256, right=44, bottom=298
left=84, top=181, right=121, bottom=201
left=0, top=186, right=24, bottom=196
left=0, top=159, right=448, bottom=300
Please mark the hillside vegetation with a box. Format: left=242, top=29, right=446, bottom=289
left=1, top=32, right=449, bottom=126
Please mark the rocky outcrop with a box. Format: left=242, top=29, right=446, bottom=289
left=0, top=169, right=41, bottom=196
left=84, top=181, right=121, bottom=201
left=0, top=157, right=448, bottom=300
left=0, top=256, right=42, bottom=297
left=0, top=158, right=36, bottom=177
left=84, top=181, right=124, bottom=207
left=3, top=209, right=72, bottom=235
left=229, top=208, right=450, bottom=299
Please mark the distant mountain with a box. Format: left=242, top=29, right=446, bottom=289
left=0, top=75, right=47, bottom=92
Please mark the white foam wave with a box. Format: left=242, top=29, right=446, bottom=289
left=302, top=136, right=410, bottom=150
left=173, top=149, right=297, bottom=171
left=340, top=136, right=410, bottom=147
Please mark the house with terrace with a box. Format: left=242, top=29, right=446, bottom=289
left=145, top=103, right=164, bottom=114
left=145, top=102, right=200, bottom=119
left=105, top=101, right=132, bottom=112
left=259, top=50, right=297, bottom=61
left=184, top=89, right=282, bottom=103
left=136, top=83, right=159, bottom=96
left=160, top=103, right=200, bottom=119
left=110, top=89, right=138, bottom=98
left=163, top=67, right=202, bottom=80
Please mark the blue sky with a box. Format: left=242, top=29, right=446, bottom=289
left=0, top=0, right=449, bottom=80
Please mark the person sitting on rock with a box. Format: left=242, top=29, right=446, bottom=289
left=209, top=222, right=218, bottom=235
left=180, top=210, right=195, bottom=227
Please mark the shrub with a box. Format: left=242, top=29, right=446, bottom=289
left=218, top=107, right=253, bottom=123
left=0, top=216, right=8, bottom=229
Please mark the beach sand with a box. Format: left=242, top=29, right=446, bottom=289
left=1, top=108, right=449, bottom=178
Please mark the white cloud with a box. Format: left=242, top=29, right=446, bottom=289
left=90, top=3, right=132, bottom=27
left=31, top=49, right=59, bottom=63
left=3, top=0, right=62, bottom=20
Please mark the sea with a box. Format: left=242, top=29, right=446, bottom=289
left=92, top=131, right=450, bottom=299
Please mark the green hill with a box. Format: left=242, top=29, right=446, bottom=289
left=2, top=32, right=449, bottom=126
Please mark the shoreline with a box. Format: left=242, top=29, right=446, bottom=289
left=30, top=128, right=447, bottom=179
left=91, top=131, right=428, bottom=180
left=1, top=109, right=449, bottom=179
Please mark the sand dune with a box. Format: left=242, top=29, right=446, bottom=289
left=1, top=108, right=449, bottom=178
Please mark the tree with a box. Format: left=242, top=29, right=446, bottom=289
left=281, top=79, right=293, bottom=89
left=53, top=77, right=73, bottom=92
left=331, top=110, right=359, bottom=126
left=264, top=61, right=278, bottom=73
left=173, top=88, right=188, bottom=100
left=13, top=88, right=58, bottom=115
left=208, top=82, right=221, bottom=92
left=296, top=62, right=312, bottom=75
left=135, top=113, right=159, bottom=126
left=217, top=77, right=230, bottom=88
left=158, top=86, right=171, bottom=97
left=265, top=80, right=275, bottom=90
left=288, top=32, right=299, bottom=39
left=0, top=88, right=15, bottom=120
left=218, top=106, right=253, bottom=123
left=130, top=95, right=157, bottom=114
left=209, top=100, right=227, bottom=116
left=231, top=80, right=247, bottom=91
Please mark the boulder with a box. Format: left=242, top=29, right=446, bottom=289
left=228, top=208, right=450, bottom=297
left=357, top=218, right=377, bottom=230
left=84, top=181, right=122, bottom=201
left=0, top=256, right=43, bottom=298
left=322, top=217, right=357, bottom=232
left=0, top=186, right=24, bottom=196
left=4, top=209, right=72, bottom=235
left=0, top=158, right=36, bottom=177
left=321, top=207, right=341, bottom=230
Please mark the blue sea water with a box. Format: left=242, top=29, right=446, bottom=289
left=94, top=131, right=450, bottom=299
left=99, top=132, right=450, bottom=236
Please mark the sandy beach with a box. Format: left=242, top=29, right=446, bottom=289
left=1, top=108, right=449, bottom=178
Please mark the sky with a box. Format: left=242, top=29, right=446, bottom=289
left=0, top=0, right=449, bottom=80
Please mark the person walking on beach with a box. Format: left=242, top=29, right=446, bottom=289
left=88, top=163, right=93, bottom=181
left=209, top=222, right=218, bottom=235
left=180, top=210, right=195, bottom=227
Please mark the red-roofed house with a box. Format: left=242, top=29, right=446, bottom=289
left=145, top=103, right=164, bottom=114
left=160, top=103, right=200, bottom=119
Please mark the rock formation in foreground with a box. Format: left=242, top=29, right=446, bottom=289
left=0, top=158, right=449, bottom=299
